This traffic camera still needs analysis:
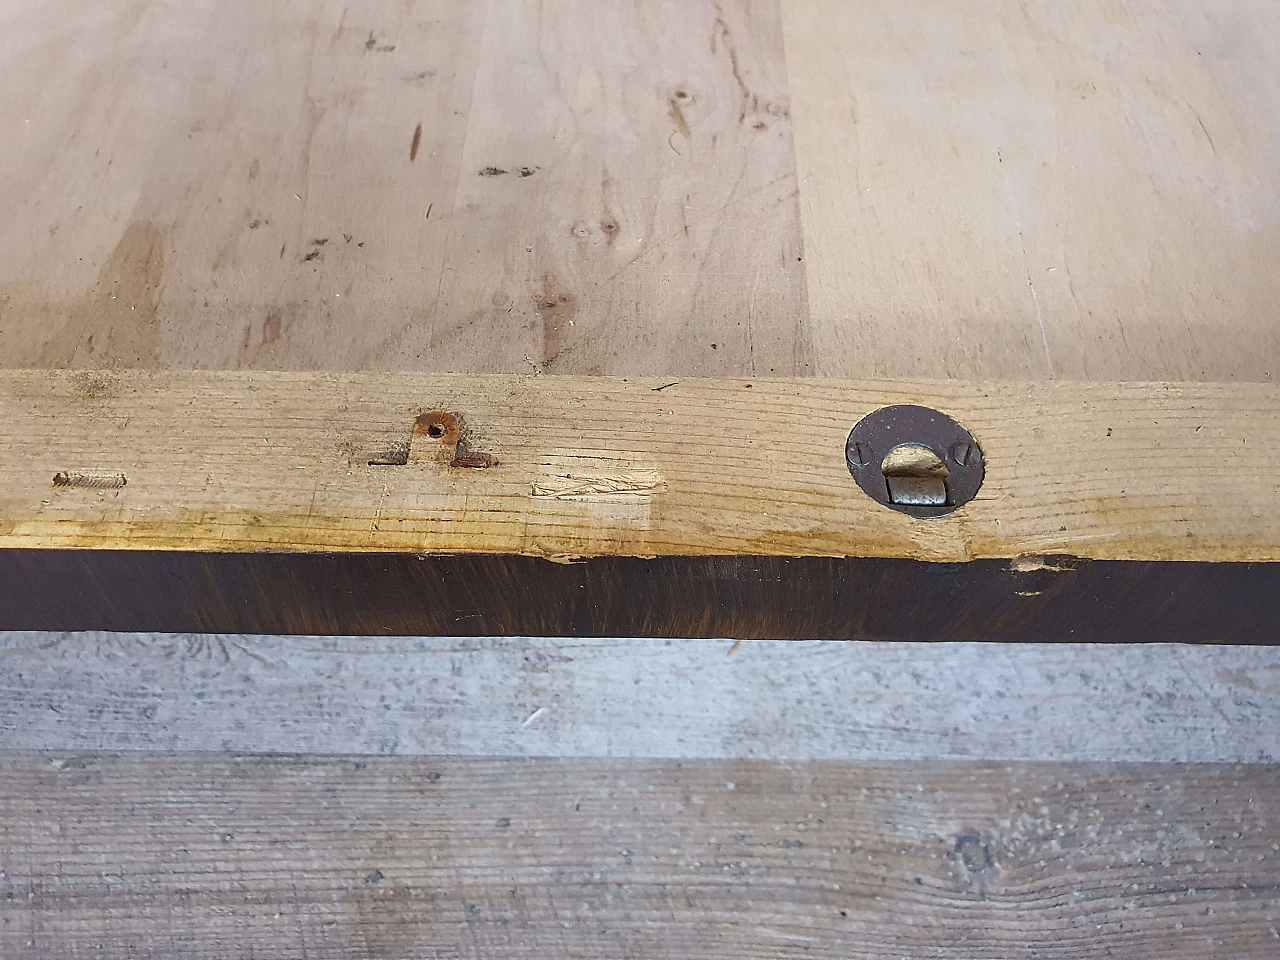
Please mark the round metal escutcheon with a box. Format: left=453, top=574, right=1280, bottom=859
left=845, top=404, right=984, bottom=519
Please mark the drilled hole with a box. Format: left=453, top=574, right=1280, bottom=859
left=426, top=423, right=445, bottom=439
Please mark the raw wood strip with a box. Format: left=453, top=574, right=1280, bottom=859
left=0, top=754, right=1276, bottom=959
left=1, top=371, right=1278, bottom=561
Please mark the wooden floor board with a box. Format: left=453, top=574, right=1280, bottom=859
left=1, top=754, right=1276, bottom=959
left=3, top=635, right=1277, bottom=763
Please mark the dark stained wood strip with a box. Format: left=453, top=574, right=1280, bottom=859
left=0, top=754, right=1276, bottom=959
left=1, top=549, right=1277, bottom=642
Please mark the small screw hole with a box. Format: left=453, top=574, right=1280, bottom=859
left=427, top=423, right=445, bottom=439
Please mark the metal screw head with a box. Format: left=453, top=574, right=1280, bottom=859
left=847, top=440, right=871, bottom=467
left=950, top=441, right=974, bottom=466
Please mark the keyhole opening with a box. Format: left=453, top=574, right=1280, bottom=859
left=881, top=444, right=948, bottom=506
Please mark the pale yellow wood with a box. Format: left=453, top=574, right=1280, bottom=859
left=783, top=0, right=1280, bottom=380
left=1, top=754, right=1277, bottom=959
left=1, top=370, right=1277, bottom=562
left=0, top=0, right=808, bottom=375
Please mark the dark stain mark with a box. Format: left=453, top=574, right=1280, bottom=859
left=302, top=250, right=321, bottom=262
left=451, top=447, right=497, bottom=469
left=248, top=219, right=267, bottom=229
left=343, top=233, right=353, bottom=243
left=365, top=31, right=376, bottom=50
left=364, top=32, right=395, bottom=53
left=367, top=441, right=410, bottom=467
left=954, top=832, right=992, bottom=873
left=668, top=95, right=692, bottom=139
left=712, top=7, right=790, bottom=126
left=711, top=343, right=718, bottom=350
left=403, top=69, right=437, bottom=83
left=70, top=371, right=121, bottom=400
left=516, top=166, right=538, bottom=178
left=364, top=869, right=384, bottom=884
left=534, top=271, right=578, bottom=369
left=39, top=220, right=165, bottom=367
left=311, top=238, right=329, bottom=246
left=409, top=123, right=422, bottom=162
left=495, top=817, right=511, bottom=828
left=279, top=243, right=287, bottom=258
left=601, top=176, right=620, bottom=245
left=248, top=159, right=260, bottom=181
left=262, top=308, right=283, bottom=345
left=653, top=382, right=679, bottom=392
left=479, top=166, right=508, bottom=177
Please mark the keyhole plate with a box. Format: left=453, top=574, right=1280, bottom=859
left=845, top=405, right=984, bottom=518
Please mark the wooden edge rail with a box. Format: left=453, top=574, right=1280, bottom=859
left=1, top=370, right=1277, bottom=640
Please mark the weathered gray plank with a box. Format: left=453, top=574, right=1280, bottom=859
left=0, top=754, right=1276, bottom=959
left=2, top=634, right=1277, bottom=761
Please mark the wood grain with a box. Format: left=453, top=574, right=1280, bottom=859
left=0, top=0, right=809, bottom=376
left=4, top=634, right=1276, bottom=762
left=783, top=0, right=1280, bottom=380
left=1, top=371, right=1278, bottom=562
left=1, top=754, right=1276, bottom=959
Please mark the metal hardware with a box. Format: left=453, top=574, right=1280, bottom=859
left=845, top=405, right=984, bottom=518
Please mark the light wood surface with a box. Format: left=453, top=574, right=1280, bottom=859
left=0, top=0, right=809, bottom=376
left=4, top=0, right=1278, bottom=379
left=1, top=754, right=1276, bottom=959
left=784, top=0, right=1280, bottom=381
left=2, top=370, right=1277, bottom=562
left=5, top=633, right=1276, bottom=762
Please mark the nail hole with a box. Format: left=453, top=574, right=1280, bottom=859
left=427, top=423, right=445, bottom=439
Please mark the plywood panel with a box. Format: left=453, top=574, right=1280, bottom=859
left=0, top=0, right=809, bottom=375
left=783, top=0, right=1280, bottom=380
left=1, top=755, right=1277, bottom=958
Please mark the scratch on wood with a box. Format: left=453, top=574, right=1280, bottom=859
left=532, top=470, right=664, bottom=500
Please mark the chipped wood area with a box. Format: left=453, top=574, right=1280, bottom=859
left=0, top=754, right=1276, bottom=959
left=2, top=371, right=1278, bottom=562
